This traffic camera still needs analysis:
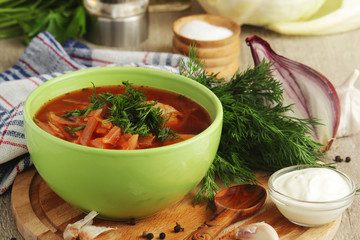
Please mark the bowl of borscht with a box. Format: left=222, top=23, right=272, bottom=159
left=23, top=67, right=223, bottom=220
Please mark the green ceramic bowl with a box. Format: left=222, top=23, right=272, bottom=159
left=24, top=67, right=223, bottom=220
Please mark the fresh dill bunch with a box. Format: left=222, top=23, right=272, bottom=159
left=180, top=48, right=325, bottom=203
left=178, top=43, right=221, bottom=88
left=212, top=64, right=324, bottom=171
left=63, top=81, right=178, bottom=142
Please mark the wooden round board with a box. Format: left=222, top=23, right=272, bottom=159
left=11, top=167, right=341, bottom=240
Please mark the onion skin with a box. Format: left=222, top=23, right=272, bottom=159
left=245, top=35, right=340, bottom=151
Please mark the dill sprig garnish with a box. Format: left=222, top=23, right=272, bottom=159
left=64, top=125, right=85, bottom=136
left=180, top=47, right=325, bottom=204
left=62, top=81, right=179, bottom=142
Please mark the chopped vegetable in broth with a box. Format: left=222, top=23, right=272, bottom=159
left=34, top=83, right=211, bottom=150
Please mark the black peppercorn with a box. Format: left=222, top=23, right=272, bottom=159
left=143, top=231, right=154, bottom=239
left=345, top=156, right=351, bottom=162
left=174, top=222, right=184, bottom=233
left=334, top=155, right=343, bottom=162
left=159, top=232, right=166, bottom=239
left=146, top=233, right=154, bottom=239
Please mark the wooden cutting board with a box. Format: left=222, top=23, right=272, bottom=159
left=11, top=167, right=341, bottom=240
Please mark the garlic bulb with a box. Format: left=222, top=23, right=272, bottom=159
left=215, top=221, right=279, bottom=240
left=236, top=222, right=279, bottom=240
left=336, top=69, right=360, bottom=137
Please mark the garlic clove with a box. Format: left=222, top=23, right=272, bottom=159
left=63, top=211, right=98, bottom=240
left=335, top=69, right=360, bottom=137
left=236, top=222, right=279, bottom=240
left=78, top=225, right=116, bottom=240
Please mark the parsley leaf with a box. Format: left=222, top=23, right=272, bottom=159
left=0, top=0, right=86, bottom=44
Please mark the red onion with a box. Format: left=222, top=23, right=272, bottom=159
left=246, top=35, right=340, bottom=151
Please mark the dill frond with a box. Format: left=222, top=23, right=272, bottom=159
left=180, top=47, right=325, bottom=203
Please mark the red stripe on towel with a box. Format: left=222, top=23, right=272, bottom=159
left=0, top=103, right=22, bottom=143
left=0, top=140, right=28, bottom=150
left=26, top=77, right=40, bottom=86
left=142, top=52, right=150, bottom=64
left=36, top=35, right=79, bottom=70
left=0, top=95, right=14, bottom=108
left=18, top=59, right=40, bottom=75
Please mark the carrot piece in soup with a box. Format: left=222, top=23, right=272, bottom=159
left=79, top=117, right=98, bottom=146
left=49, top=112, right=80, bottom=126
left=118, top=133, right=133, bottom=150
left=121, top=133, right=132, bottom=141
left=48, top=122, right=67, bottom=139
left=121, top=134, right=139, bottom=150
left=95, top=121, right=113, bottom=136
left=90, top=138, right=108, bottom=149
left=95, top=126, right=108, bottom=135
left=36, top=120, right=58, bottom=137
left=73, top=130, right=83, bottom=137
left=138, top=134, right=155, bottom=147
left=101, top=121, right=113, bottom=129
left=128, top=134, right=139, bottom=150
left=87, top=109, right=103, bottom=118
left=103, top=126, right=121, bottom=145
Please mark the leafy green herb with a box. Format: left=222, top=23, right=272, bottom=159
left=62, top=109, right=87, bottom=119
left=64, top=125, right=85, bottom=136
left=63, top=81, right=179, bottom=142
left=0, top=0, right=86, bottom=44
left=180, top=48, right=325, bottom=204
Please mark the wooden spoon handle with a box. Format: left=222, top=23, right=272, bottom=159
left=183, top=223, right=216, bottom=240
left=184, top=209, right=235, bottom=240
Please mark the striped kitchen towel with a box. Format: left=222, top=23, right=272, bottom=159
left=0, top=32, right=185, bottom=194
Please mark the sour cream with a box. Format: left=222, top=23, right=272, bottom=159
left=273, top=167, right=351, bottom=202
left=268, top=166, right=355, bottom=227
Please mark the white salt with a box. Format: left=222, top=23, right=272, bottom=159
left=179, top=20, right=233, bottom=41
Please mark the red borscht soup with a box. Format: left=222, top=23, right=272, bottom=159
left=34, top=84, right=211, bottom=150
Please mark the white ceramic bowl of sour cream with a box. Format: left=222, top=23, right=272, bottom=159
left=268, top=165, right=356, bottom=227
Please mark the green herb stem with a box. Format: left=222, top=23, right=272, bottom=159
left=0, top=0, right=86, bottom=43
left=180, top=47, right=325, bottom=203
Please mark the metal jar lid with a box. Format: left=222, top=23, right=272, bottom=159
left=84, top=0, right=149, bottom=47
